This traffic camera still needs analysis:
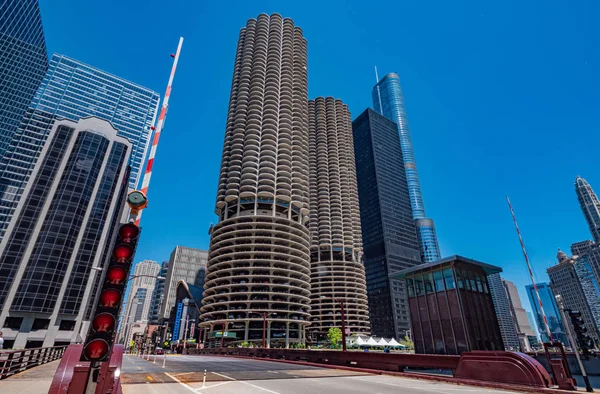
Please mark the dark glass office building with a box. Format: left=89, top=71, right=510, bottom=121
left=352, top=108, right=422, bottom=339
left=0, top=116, right=131, bottom=348
left=0, top=0, right=48, bottom=161
left=0, top=54, right=159, bottom=242
left=395, top=255, right=504, bottom=355
left=526, top=283, right=569, bottom=345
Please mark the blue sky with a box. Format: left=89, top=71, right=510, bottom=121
left=40, top=0, right=599, bottom=317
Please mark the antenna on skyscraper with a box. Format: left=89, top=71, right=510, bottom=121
left=506, top=196, right=554, bottom=342
left=374, top=66, right=380, bottom=83
left=134, top=37, right=184, bottom=225
left=374, top=66, right=383, bottom=113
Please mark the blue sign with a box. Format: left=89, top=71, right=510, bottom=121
left=173, top=302, right=183, bottom=341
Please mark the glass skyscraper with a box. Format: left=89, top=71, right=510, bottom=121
left=525, top=283, right=568, bottom=345
left=575, top=176, right=600, bottom=243
left=373, top=73, right=441, bottom=262
left=0, top=0, right=48, bottom=161
left=352, top=108, right=422, bottom=339
left=0, top=54, right=159, bottom=240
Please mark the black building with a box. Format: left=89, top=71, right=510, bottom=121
left=352, top=108, right=422, bottom=339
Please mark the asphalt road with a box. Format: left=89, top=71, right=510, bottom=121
left=120, top=354, right=526, bottom=394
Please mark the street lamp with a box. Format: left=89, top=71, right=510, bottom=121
left=320, top=296, right=347, bottom=351
left=249, top=311, right=277, bottom=348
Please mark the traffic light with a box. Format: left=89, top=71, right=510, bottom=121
left=81, top=222, right=141, bottom=362
left=567, top=309, right=593, bottom=359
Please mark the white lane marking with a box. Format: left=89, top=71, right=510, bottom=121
left=237, top=380, right=282, bottom=394
left=165, top=372, right=197, bottom=393
left=194, top=381, right=233, bottom=391
left=349, top=376, right=499, bottom=393
left=211, top=371, right=236, bottom=381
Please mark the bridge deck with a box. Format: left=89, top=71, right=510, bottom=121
left=0, top=359, right=60, bottom=394
left=120, top=354, right=521, bottom=394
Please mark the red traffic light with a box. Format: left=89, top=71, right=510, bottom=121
left=83, top=338, right=109, bottom=361
left=105, top=266, right=128, bottom=285
left=99, top=288, right=121, bottom=308
left=92, top=313, right=116, bottom=333
left=112, top=244, right=134, bottom=263
left=118, top=223, right=140, bottom=243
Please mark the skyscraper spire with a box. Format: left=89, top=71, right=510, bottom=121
left=575, top=176, right=600, bottom=243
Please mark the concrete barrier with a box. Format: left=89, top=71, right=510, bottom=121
left=190, top=348, right=552, bottom=388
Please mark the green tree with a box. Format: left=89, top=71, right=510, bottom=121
left=400, top=335, right=414, bottom=350
left=327, top=327, right=342, bottom=348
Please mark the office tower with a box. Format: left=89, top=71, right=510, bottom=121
left=547, top=250, right=600, bottom=343
left=0, top=116, right=131, bottom=348
left=488, top=273, right=520, bottom=350
left=120, top=260, right=160, bottom=343
left=526, top=312, right=540, bottom=346
left=587, top=247, right=600, bottom=285
left=396, top=256, right=504, bottom=354
left=149, top=261, right=169, bottom=323
left=352, top=108, right=422, bottom=338
left=0, top=0, right=48, bottom=161
left=525, top=283, right=568, bottom=345
left=199, top=13, right=311, bottom=347
left=503, top=279, right=536, bottom=350
left=373, top=73, right=440, bottom=262
left=573, top=255, right=600, bottom=332
left=162, top=246, right=207, bottom=319
left=571, top=240, right=595, bottom=256
left=575, top=176, right=600, bottom=243
left=0, top=54, right=159, bottom=241
left=307, top=97, right=370, bottom=341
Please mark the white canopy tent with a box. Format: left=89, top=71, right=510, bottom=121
left=366, top=337, right=378, bottom=346
left=387, top=338, right=405, bottom=348
left=376, top=338, right=389, bottom=346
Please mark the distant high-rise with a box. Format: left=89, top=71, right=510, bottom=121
left=503, top=279, right=536, bottom=350
left=0, top=54, right=159, bottom=241
left=548, top=250, right=600, bottom=343
left=199, top=13, right=311, bottom=347
left=0, top=116, right=131, bottom=348
left=575, top=176, right=600, bottom=243
left=488, top=273, right=520, bottom=350
left=307, top=97, right=370, bottom=340
left=149, top=261, right=169, bottom=323
left=162, top=246, right=207, bottom=319
left=0, top=0, right=48, bottom=161
left=352, top=108, right=421, bottom=339
left=120, top=260, right=160, bottom=344
left=373, top=73, right=440, bottom=262
left=525, top=283, right=569, bottom=345
left=571, top=240, right=595, bottom=256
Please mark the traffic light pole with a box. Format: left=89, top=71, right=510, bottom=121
left=556, top=295, right=593, bottom=392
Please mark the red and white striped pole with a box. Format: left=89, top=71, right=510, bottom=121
left=506, top=196, right=554, bottom=342
left=135, top=37, right=184, bottom=225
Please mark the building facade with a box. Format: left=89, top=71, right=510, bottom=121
left=0, top=0, right=48, bottom=161
left=525, top=283, right=568, bottom=345
left=571, top=240, right=595, bottom=257
left=0, top=54, right=159, bottom=241
left=547, top=250, right=600, bottom=343
left=372, top=73, right=440, bottom=262
left=307, top=97, right=370, bottom=341
left=395, top=255, right=504, bottom=355
left=149, top=261, right=169, bottom=323
left=162, top=247, right=207, bottom=319
left=487, top=273, right=520, bottom=350
left=352, top=108, right=422, bottom=339
left=503, top=279, right=536, bottom=350
left=200, top=13, right=311, bottom=347
left=0, top=116, right=131, bottom=348
left=575, top=176, right=600, bottom=243
left=120, top=260, right=160, bottom=344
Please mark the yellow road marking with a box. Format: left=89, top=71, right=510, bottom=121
left=147, top=375, right=153, bottom=381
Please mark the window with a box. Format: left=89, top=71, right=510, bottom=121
left=31, top=318, right=50, bottom=330
left=3, top=317, right=23, bottom=330
left=443, top=268, right=455, bottom=290
left=433, top=270, right=444, bottom=292
left=58, top=319, right=76, bottom=331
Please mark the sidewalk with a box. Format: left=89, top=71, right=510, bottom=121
left=0, top=359, right=60, bottom=394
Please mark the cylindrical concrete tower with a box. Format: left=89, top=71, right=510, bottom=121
left=307, top=97, right=370, bottom=341
left=200, top=13, right=311, bottom=347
